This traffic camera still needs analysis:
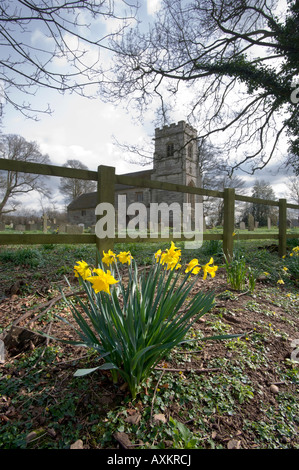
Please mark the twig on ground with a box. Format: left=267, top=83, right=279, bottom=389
left=11, top=290, right=85, bottom=328
left=175, top=350, right=203, bottom=354
left=154, top=367, right=221, bottom=373
left=150, top=369, right=166, bottom=422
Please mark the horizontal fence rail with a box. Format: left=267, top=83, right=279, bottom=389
left=1, top=158, right=298, bottom=208
left=0, top=158, right=98, bottom=181
left=0, top=159, right=298, bottom=258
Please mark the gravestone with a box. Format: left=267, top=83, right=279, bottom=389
left=240, top=221, right=246, bottom=230
left=65, top=224, right=84, bottom=234
left=58, top=224, right=66, bottom=233
left=255, top=221, right=259, bottom=229
left=15, top=224, right=25, bottom=231
left=267, top=217, right=271, bottom=230
left=248, top=214, right=255, bottom=231
left=0, top=222, right=5, bottom=231
left=26, top=222, right=38, bottom=231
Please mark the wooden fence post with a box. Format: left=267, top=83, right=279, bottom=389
left=223, top=188, right=235, bottom=261
left=278, top=198, right=287, bottom=258
left=96, top=165, right=115, bottom=262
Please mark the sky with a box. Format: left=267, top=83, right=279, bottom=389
left=0, top=0, right=296, bottom=215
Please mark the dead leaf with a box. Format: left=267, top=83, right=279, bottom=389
left=227, top=439, right=241, bottom=449
left=153, top=413, right=166, bottom=424
left=119, top=382, right=128, bottom=391
left=124, top=411, right=141, bottom=425
left=47, top=428, right=57, bottom=438
left=26, top=431, right=38, bottom=443
left=70, top=439, right=84, bottom=449
left=0, top=415, right=10, bottom=423
left=136, top=401, right=143, bottom=412
left=113, top=431, right=133, bottom=449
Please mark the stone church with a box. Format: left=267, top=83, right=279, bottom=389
left=67, top=120, right=201, bottom=227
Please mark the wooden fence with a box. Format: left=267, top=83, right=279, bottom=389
left=0, top=159, right=299, bottom=259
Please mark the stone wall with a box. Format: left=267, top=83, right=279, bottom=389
left=68, top=187, right=153, bottom=226
left=68, top=207, right=96, bottom=226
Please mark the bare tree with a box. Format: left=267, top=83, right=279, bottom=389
left=59, top=159, right=96, bottom=202
left=0, top=0, right=137, bottom=118
left=0, top=134, right=51, bottom=217
left=243, top=179, right=277, bottom=226
left=104, top=0, right=299, bottom=174
left=204, top=171, right=247, bottom=227
left=285, top=175, right=299, bottom=223
left=286, top=175, right=299, bottom=205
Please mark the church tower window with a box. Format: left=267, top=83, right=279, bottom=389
left=167, top=143, right=174, bottom=157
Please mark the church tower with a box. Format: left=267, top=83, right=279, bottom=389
left=151, top=120, right=201, bottom=208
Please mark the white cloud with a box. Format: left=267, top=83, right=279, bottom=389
left=3, top=90, right=150, bottom=172
left=3, top=89, right=154, bottom=211
left=147, top=0, right=161, bottom=16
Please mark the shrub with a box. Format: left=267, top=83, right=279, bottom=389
left=224, top=253, right=247, bottom=291
left=224, top=253, right=259, bottom=293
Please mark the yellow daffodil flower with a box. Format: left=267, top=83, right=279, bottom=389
left=154, top=249, right=162, bottom=261
left=154, top=249, right=168, bottom=267
left=166, top=259, right=181, bottom=270
left=157, top=241, right=181, bottom=270
left=162, top=252, right=180, bottom=270
left=117, top=251, right=133, bottom=265
left=277, top=279, right=284, bottom=285
left=102, top=249, right=116, bottom=266
left=185, top=259, right=201, bottom=275
left=202, top=257, right=218, bottom=280
left=165, top=241, right=181, bottom=260
left=87, top=268, right=118, bottom=294
left=74, top=260, right=92, bottom=280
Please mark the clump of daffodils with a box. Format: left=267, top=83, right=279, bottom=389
left=291, top=246, right=299, bottom=255
left=59, top=242, right=223, bottom=399
left=74, top=242, right=218, bottom=296
left=280, top=245, right=299, bottom=284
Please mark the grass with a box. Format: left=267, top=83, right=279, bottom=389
left=0, top=237, right=298, bottom=449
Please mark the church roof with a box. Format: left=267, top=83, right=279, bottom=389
left=67, top=192, right=97, bottom=210
left=115, top=169, right=153, bottom=190
left=67, top=168, right=153, bottom=211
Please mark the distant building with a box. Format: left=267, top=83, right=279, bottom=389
left=67, top=121, right=201, bottom=227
